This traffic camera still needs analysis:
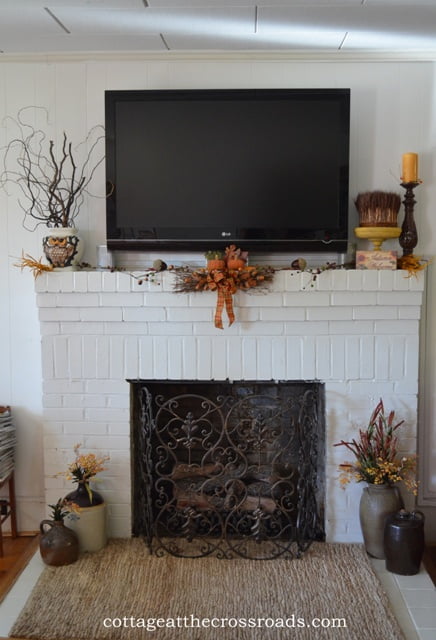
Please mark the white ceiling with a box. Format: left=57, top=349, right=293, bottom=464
left=1, top=1, right=436, bottom=57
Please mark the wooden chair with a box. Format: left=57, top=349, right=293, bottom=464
left=0, top=405, right=17, bottom=556
left=0, top=471, right=18, bottom=556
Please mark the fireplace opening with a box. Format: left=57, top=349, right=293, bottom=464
left=130, top=380, right=325, bottom=559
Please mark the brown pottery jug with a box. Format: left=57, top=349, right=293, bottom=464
left=384, top=509, right=425, bottom=575
left=39, top=520, right=79, bottom=566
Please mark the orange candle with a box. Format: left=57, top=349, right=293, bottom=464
left=402, top=152, right=418, bottom=183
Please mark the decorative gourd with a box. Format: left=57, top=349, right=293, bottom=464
left=205, top=250, right=225, bottom=271
left=227, top=258, right=246, bottom=270
left=207, top=260, right=225, bottom=270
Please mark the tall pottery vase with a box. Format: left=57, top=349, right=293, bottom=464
left=359, top=483, right=403, bottom=558
left=64, top=482, right=107, bottom=553
left=42, top=227, right=84, bottom=270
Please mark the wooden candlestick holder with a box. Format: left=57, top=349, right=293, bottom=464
left=399, top=182, right=419, bottom=256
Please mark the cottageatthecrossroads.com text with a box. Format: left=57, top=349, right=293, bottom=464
left=102, top=615, right=347, bottom=631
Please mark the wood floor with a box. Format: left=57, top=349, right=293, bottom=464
left=0, top=534, right=38, bottom=604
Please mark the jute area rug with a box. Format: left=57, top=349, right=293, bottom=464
left=11, top=539, right=405, bottom=640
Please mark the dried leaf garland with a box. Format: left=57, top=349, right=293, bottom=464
left=173, top=264, right=275, bottom=329
left=173, top=265, right=274, bottom=294
left=14, top=251, right=54, bottom=278
left=397, top=254, right=431, bottom=277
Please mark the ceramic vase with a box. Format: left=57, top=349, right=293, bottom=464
left=384, top=510, right=425, bottom=575
left=42, top=227, right=84, bottom=270
left=359, top=483, right=403, bottom=559
left=65, top=481, right=103, bottom=507
left=64, top=482, right=107, bottom=553
left=39, top=519, right=79, bottom=566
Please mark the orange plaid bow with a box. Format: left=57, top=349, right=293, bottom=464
left=207, top=270, right=237, bottom=329
left=175, top=263, right=274, bottom=329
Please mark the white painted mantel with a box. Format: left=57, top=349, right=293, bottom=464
left=36, top=268, right=424, bottom=543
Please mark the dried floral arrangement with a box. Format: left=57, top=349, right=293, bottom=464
left=334, top=399, right=418, bottom=494
left=397, top=254, right=431, bottom=277
left=59, top=443, right=110, bottom=504
left=14, top=252, right=54, bottom=278
left=173, top=246, right=275, bottom=329
left=355, top=191, right=401, bottom=227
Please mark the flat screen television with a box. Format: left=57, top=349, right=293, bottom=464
left=105, top=88, right=350, bottom=253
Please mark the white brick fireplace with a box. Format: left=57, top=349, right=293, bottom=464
left=36, top=267, right=424, bottom=543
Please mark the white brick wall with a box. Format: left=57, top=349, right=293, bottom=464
left=36, top=268, right=424, bottom=541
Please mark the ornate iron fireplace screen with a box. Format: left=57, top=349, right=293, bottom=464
left=131, top=380, right=325, bottom=559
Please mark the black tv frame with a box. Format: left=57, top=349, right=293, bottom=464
left=105, top=88, right=350, bottom=253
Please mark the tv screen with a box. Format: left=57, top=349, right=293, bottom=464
left=105, top=88, right=350, bottom=253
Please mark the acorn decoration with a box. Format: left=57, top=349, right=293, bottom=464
left=152, top=259, right=167, bottom=272
left=291, top=258, right=307, bottom=270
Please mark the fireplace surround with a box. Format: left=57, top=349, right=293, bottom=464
left=36, top=267, right=424, bottom=543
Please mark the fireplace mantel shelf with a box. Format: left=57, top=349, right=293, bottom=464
left=35, top=267, right=424, bottom=296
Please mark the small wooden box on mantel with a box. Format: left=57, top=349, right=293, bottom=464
left=356, top=250, right=398, bottom=270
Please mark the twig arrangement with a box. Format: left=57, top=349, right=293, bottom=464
left=0, top=106, right=111, bottom=230
left=355, top=191, right=401, bottom=227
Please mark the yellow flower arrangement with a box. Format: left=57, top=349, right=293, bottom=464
left=63, top=443, right=109, bottom=503
left=334, top=399, right=418, bottom=495
left=67, top=444, right=109, bottom=483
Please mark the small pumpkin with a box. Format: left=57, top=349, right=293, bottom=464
left=207, top=259, right=226, bottom=270
left=205, top=250, right=225, bottom=271
left=227, top=258, right=246, bottom=270
left=225, top=244, right=248, bottom=270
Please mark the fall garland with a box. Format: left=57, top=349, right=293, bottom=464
left=173, top=264, right=275, bottom=329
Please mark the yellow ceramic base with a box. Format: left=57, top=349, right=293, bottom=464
left=354, top=226, right=401, bottom=251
